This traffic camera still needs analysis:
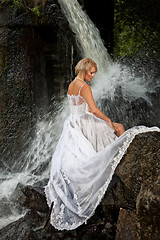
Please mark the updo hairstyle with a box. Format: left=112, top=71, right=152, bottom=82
left=75, top=57, right=97, bottom=75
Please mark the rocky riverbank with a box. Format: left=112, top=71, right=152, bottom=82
left=0, top=131, right=159, bottom=240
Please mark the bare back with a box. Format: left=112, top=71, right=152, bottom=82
left=67, top=79, right=85, bottom=96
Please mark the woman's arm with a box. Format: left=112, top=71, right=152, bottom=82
left=81, top=84, right=114, bottom=129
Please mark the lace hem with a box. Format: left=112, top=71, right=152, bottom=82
left=44, top=126, right=160, bottom=231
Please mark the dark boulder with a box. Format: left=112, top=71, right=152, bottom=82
left=136, top=175, right=160, bottom=240
left=115, top=209, right=137, bottom=240
left=0, top=210, right=42, bottom=240
left=18, top=185, right=49, bottom=213
left=116, top=131, right=160, bottom=200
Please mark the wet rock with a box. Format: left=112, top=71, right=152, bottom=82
left=128, top=98, right=153, bottom=127
left=102, top=173, right=136, bottom=214
left=0, top=210, right=42, bottom=240
left=75, top=214, right=115, bottom=240
left=116, top=131, right=160, bottom=200
left=136, top=175, right=160, bottom=240
left=18, top=185, right=49, bottom=213
left=102, top=131, right=160, bottom=239
left=115, top=209, right=137, bottom=240
left=32, top=178, right=49, bottom=195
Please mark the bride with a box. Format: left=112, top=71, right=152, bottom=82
left=45, top=57, right=159, bottom=230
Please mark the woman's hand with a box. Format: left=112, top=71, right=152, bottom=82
left=112, top=122, right=125, bottom=137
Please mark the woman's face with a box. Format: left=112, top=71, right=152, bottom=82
left=85, top=67, right=96, bottom=82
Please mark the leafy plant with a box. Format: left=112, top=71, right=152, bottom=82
left=114, top=0, right=160, bottom=57
left=31, top=6, right=40, bottom=17
left=1, top=0, right=46, bottom=18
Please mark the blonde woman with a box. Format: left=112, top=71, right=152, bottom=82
left=45, top=57, right=159, bottom=230
left=67, top=57, right=125, bottom=138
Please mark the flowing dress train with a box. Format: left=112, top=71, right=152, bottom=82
left=44, top=85, right=160, bottom=230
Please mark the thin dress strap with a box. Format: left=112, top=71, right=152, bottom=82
left=78, top=84, right=85, bottom=95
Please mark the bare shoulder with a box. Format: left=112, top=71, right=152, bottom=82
left=68, top=79, right=76, bottom=90
left=81, top=83, right=92, bottom=94
left=81, top=82, right=91, bottom=91
left=81, top=83, right=94, bottom=99
left=68, top=79, right=86, bottom=95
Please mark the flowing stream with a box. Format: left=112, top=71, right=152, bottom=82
left=0, top=0, right=159, bottom=229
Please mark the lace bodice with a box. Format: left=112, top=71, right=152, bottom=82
left=67, top=84, right=88, bottom=116
left=67, top=93, right=85, bottom=106
left=67, top=83, right=85, bottom=105
left=67, top=94, right=87, bottom=116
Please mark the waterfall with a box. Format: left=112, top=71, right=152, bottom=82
left=57, top=0, right=155, bottom=103
left=58, top=0, right=112, bottom=75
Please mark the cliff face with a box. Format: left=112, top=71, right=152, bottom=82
left=0, top=131, right=159, bottom=240
left=0, top=0, right=79, bottom=166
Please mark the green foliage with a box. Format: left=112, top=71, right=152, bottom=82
left=1, top=0, right=45, bottom=20
left=12, top=0, right=22, bottom=8
left=31, top=6, right=40, bottom=17
left=114, top=0, right=160, bottom=58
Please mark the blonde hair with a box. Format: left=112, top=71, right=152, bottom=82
left=75, top=57, right=97, bottom=75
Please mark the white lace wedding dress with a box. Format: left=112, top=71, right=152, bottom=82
left=45, top=84, right=159, bottom=230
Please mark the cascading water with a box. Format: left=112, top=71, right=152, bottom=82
left=58, top=0, right=112, bottom=75
left=58, top=0, right=160, bottom=127
left=0, top=0, right=159, bottom=230
left=58, top=0, right=154, bottom=101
